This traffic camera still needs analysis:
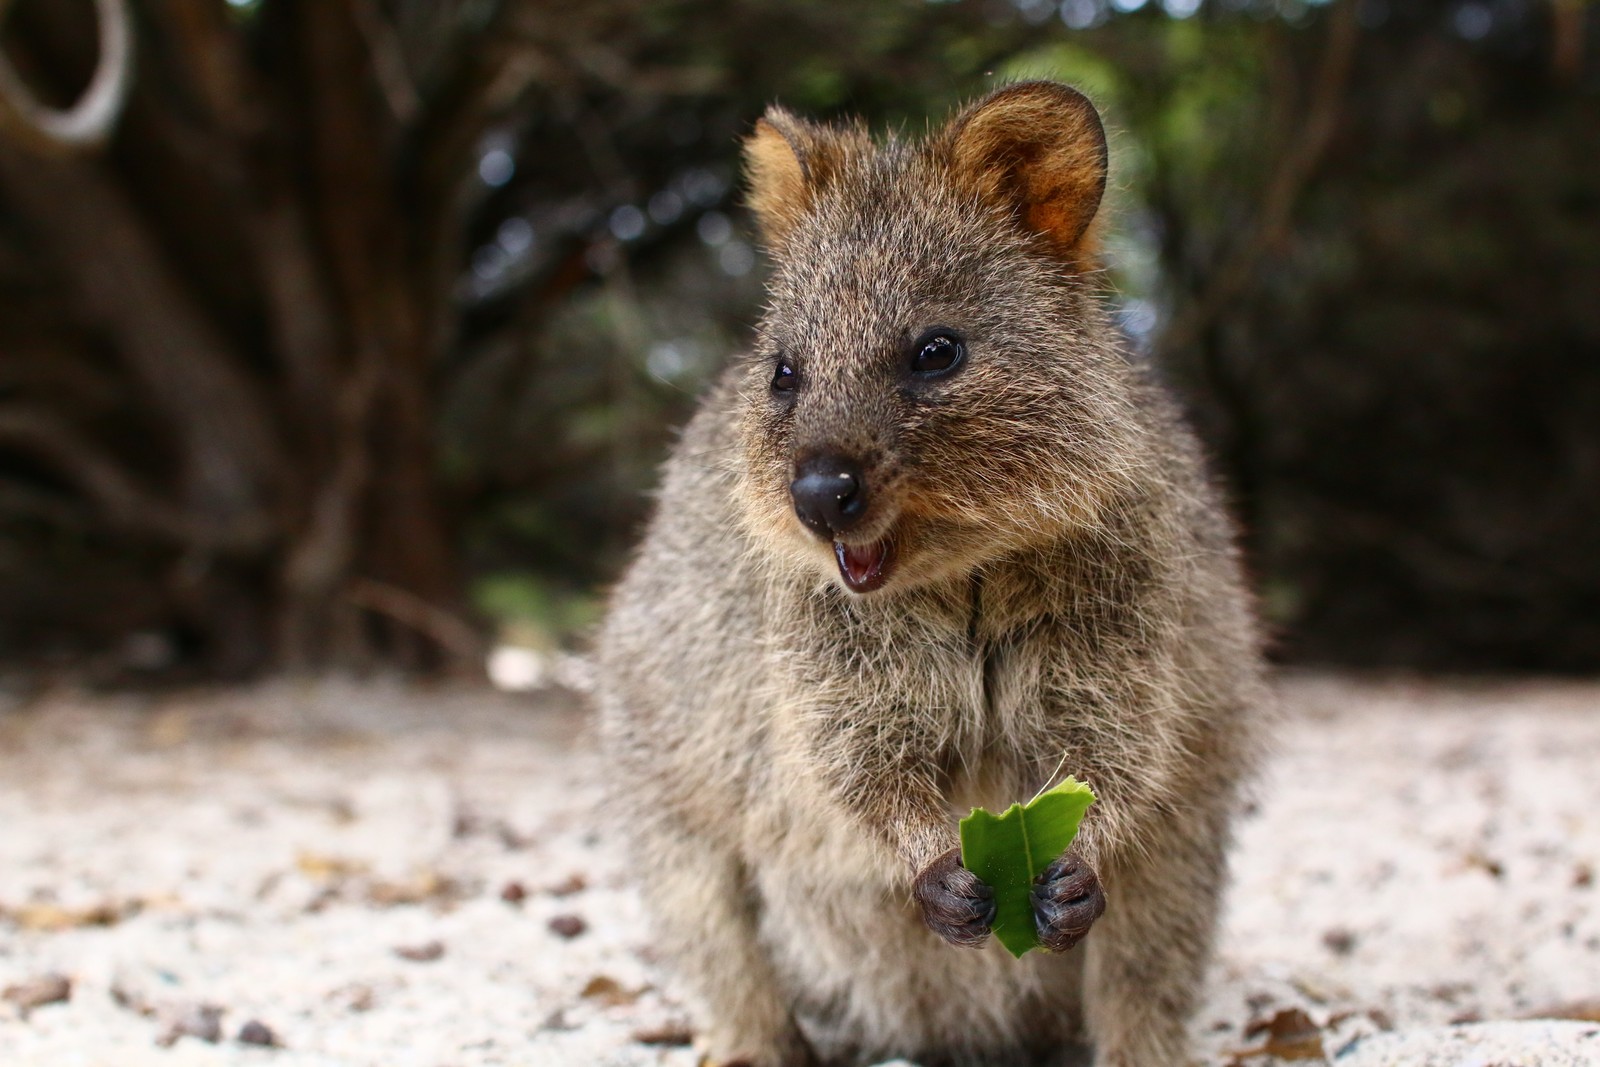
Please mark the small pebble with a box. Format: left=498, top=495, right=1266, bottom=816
left=394, top=939, right=445, bottom=962
left=540, top=1007, right=575, bottom=1032
left=500, top=881, right=527, bottom=904
left=155, top=1003, right=223, bottom=1047
left=237, top=1019, right=278, bottom=1046
left=1323, top=927, right=1359, bottom=956
left=547, top=913, right=587, bottom=939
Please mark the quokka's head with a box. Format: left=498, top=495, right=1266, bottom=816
left=736, top=82, right=1148, bottom=596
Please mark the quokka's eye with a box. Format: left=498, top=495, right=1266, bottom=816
left=909, top=330, right=966, bottom=378
left=771, top=357, right=798, bottom=393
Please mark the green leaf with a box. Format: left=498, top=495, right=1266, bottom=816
left=958, top=777, right=1097, bottom=958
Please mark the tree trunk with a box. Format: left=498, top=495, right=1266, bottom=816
left=0, top=0, right=479, bottom=674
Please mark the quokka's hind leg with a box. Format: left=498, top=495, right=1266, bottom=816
left=631, top=819, right=817, bottom=1067
left=1080, top=816, right=1227, bottom=1067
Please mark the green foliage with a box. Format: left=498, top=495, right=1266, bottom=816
left=997, top=43, right=1126, bottom=106
left=959, top=777, right=1097, bottom=958
left=470, top=573, right=600, bottom=648
left=6, top=0, right=1595, bottom=675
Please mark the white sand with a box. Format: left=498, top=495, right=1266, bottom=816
left=0, top=673, right=1597, bottom=1066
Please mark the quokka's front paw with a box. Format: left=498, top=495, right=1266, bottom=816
left=912, top=846, right=996, bottom=947
left=1031, top=851, right=1106, bottom=953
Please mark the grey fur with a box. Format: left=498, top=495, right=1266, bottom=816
left=596, top=83, right=1269, bottom=1067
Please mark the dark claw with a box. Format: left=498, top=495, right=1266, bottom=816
left=913, top=847, right=995, bottom=948
left=1031, top=851, right=1106, bottom=953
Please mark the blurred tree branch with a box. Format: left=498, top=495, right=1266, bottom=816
left=0, top=0, right=496, bottom=673
left=0, top=0, right=1592, bottom=678
left=1155, top=0, right=1359, bottom=362
left=0, top=0, right=132, bottom=151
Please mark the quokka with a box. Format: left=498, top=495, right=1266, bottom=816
left=596, top=81, right=1268, bottom=1067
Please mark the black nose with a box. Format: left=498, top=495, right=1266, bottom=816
left=790, top=455, right=868, bottom=539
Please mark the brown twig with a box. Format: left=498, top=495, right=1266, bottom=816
left=0, top=141, right=284, bottom=537
left=1155, top=0, right=1360, bottom=362
left=1551, top=0, right=1586, bottom=83
left=0, top=405, right=267, bottom=549
left=350, top=0, right=421, bottom=122
left=344, top=577, right=485, bottom=667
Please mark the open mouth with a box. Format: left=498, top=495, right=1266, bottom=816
left=833, top=537, right=894, bottom=593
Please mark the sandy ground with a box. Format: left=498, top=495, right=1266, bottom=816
left=1, top=673, right=1598, bottom=1066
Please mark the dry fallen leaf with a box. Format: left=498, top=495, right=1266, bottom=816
left=632, top=1022, right=693, bottom=1045
left=580, top=975, right=643, bottom=1007
left=1461, top=849, right=1505, bottom=879
left=3, top=973, right=71, bottom=1016
left=366, top=870, right=461, bottom=907
left=8, top=901, right=126, bottom=931
left=547, top=873, right=587, bottom=897
left=1230, top=1007, right=1328, bottom=1064
left=1524, top=999, right=1600, bottom=1023
left=295, top=852, right=368, bottom=882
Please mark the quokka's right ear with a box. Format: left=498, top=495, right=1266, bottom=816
left=742, top=106, right=857, bottom=247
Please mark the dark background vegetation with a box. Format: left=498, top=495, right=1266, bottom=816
left=0, top=0, right=1594, bottom=682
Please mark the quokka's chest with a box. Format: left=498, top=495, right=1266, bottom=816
left=781, top=604, right=1067, bottom=766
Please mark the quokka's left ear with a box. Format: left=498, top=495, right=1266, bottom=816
left=940, top=81, right=1108, bottom=260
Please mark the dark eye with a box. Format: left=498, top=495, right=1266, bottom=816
left=771, top=357, right=798, bottom=393
left=910, top=330, right=965, bottom=378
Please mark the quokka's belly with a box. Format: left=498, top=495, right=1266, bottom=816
left=747, top=808, right=1086, bottom=1065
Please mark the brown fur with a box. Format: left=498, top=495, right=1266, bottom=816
left=596, top=82, right=1269, bottom=1067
